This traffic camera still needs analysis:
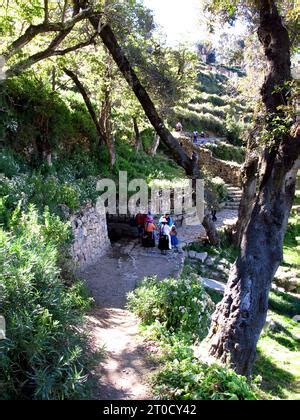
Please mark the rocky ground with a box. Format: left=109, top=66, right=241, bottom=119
left=80, top=208, right=238, bottom=400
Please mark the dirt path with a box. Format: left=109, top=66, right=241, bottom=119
left=87, top=308, right=154, bottom=400
left=81, top=208, right=238, bottom=400
left=81, top=239, right=184, bottom=400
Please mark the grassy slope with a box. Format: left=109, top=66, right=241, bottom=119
left=254, top=296, right=300, bottom=400
left=0, top=144, right=184, bottom=218
left=254, top=191, right=300, bottom=400
left=172, top=64, right=251, bottom=144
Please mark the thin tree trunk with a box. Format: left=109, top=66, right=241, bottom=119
left=206, top=0, right=300, bottom=377
left=44, top=0, right=49, bottom=23
left=87, top=17, right=199, bottom=178
left=133, top=117, right=143, bottom=152
left=150, top=133, right=160, bottom=156
left=202, top=213, right=220, bottom=247
left=100, top=84, right=115, bottom=168
left=63, top=67, right=106, bottom=148
left=51, top=66, right=56, bottom=91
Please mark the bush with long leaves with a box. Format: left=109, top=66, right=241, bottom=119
left=0, top=206, right=93, bottom=400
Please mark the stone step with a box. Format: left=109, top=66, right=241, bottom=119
left=228, top=197, right=242, bottom=202
left=225, top=183, right=241, bottom=191
left=224, top=204, right=240, bottom=210
left=228, top=191, right=242, bottom=197
left=225, top=184, right=242, bottom=210
left=228, top=191, right=243, bottom=196
left=225, top=201, right=240, bottom=205
left=201, top=278, right=225, bottom=294
left=227, top=187, right=242, bottom=191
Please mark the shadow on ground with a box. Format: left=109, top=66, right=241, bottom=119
left=254, top=350, right=298, bottom=399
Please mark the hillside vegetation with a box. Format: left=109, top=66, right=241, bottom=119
left=172, top=64, right=252, bottom=148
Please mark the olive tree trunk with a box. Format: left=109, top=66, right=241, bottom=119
left=233, top=139, right=259, bottom=247
left=206, top=0, right=300, bottom=377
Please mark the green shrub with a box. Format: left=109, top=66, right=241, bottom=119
left=191, top=92, right=227, bottom=107
left=114, top=141, right=184, bottom=183
left=0, top=207, right=93, bottom=400
left=63, top=92, right=98, bottom=147
left=0, top=196, right=11, bottom=228
left=205, top=142, right=246, bottom=164
left=0, top=173, right=32, bottom=212
left=175, top=107, right=225, bottom=135
left=155, top=359, right=262, bottom=400
left=2, top=77, right=98, bottom=161
left=187, top=103, right=229, bottom=119
left=140, top=127, right=156, bottom=151
left=2, top=76, right=74, bottom=150
left=197, top=71, right=227, bottom=95
left=0, top=149, right=27, bottom=178
left=54, top=148, right=101, bottom=180
left=29, top=175, right=81, bottom=212
left=205, top=176, right=229, bottom=205
left=225, top=115, right=245, bottom=146
left=127, top=271, right=214, bottom=340
left=0, top=172, right=81, bottom=215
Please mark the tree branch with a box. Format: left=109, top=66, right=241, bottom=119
left=44, top=0, right=49, bottom=23
left=61, top=0, right=68, bottom=23
left=6, top=32, right=96, bottom=77
left=5, top=8, right=94, bottom=60
left=52, top=34, right=97, bottom=56
left=63, top=67, right=106, bottom=145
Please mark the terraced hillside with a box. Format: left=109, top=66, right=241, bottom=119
left=171, top=63, right=252, bottom=148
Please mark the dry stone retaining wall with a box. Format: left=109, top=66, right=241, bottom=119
left=70, top=203, right=111, bottom=270
left=179, top=136, right=242, bottom=187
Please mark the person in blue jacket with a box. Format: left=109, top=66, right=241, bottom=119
left=158, top=212, right=173, bottom=227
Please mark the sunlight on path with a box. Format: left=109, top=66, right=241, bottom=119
left=87, top=308, right=153, bottom=400
left=81, top=241, right=184, bottom=399
left=83, top=207, right=238, bottom=400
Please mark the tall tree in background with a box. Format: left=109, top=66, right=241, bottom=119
left=205, top=0, right=300, bottom=376
left=1, top=0, right=199, bottom=177
left=80, top=0, right=200, bottom=177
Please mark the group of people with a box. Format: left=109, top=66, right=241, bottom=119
left=135, top=212, right=179, bottom=255
left=175, top=121, right=208, bottom=145
left=193, top=131, right=207, bottom=143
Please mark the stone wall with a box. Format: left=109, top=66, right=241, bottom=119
left=178, top=136, right=242, bottom=187
left=70, top=203, right=111, bottom=270
left=200, top=148, right=241, bottom=187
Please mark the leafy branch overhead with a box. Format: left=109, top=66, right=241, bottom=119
left=1, top=0, right=198, bottom=177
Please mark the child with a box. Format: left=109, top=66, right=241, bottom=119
left=170, top=224, right=179, bottom=251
